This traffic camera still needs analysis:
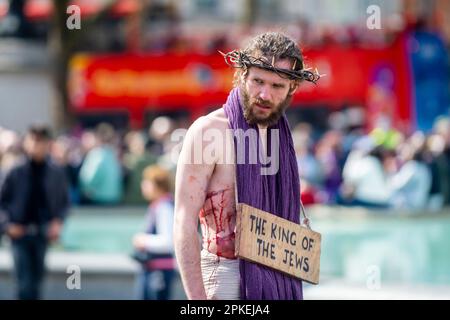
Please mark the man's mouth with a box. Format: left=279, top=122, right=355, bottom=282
left=254, top=103, right=271, bottom=111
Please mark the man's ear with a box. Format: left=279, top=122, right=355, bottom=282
left=289, top=81, right=300, bottom=95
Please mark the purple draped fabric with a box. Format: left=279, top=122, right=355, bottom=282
left=223, top=87, right=303, bottom=300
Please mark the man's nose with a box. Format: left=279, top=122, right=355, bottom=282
left=258, top=85, right=272, bottom=102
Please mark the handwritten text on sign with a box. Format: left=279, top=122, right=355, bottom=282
left=235, top=203, right=321, bottom=284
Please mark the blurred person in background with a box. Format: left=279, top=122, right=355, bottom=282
left=80, top=130, right=97, bottom=157
left=315, top=130, right=344, bottom=204
left=0, top=125, right=69, bottom=300
left=300, top=178, right=322, bottom=206
left=122, top=131, right=157, bottom=205
left=292, top=123, right=324, bottom=206
left=422, top=134, right=448, bottom=211
left=339, top=107, right=367, bottom=155
left=147, top=116, right=175, bottom=158
left=132, top=165, right=175, bottom=300
left=148, top=116, right=180, bottom=174
left=293, top=123, right=324, bottom=187
left=77, top=129, right=97, bottom=196
left=433, top=117, right=450, bottom=205
left=0, top=129, right=24, bottom=184
left=156, top=138, right=182, bottom=175
left=339, top=137, right=390, bottom=208
left=0, top=128, right=24, bottom=239
left=51, top=136, right=82, bottom=205
left=388, top=140, right=431, bottom=212
left=79, top=123, right=123, bottom=205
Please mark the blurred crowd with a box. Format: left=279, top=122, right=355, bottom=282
left=1, top=114, right=450, bottom=212
left=0, top=116, right=180, bottom=207
left=296, top=116, right=450, bottom=212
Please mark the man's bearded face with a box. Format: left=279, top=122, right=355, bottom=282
left=239, top=58, right=297, bottom=127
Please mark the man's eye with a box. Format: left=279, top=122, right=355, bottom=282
left=273, top=84, right=285, bottom=89
left=254, top=79, right=263, bottom=84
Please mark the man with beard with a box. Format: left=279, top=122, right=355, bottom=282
left=174, top=32, right=321, bottom=300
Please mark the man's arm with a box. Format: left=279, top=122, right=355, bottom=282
left=0, top=169, right=25, bottom=239
left=0, top=172, right=11, bottom=233
left=174, top=117, right=216, bottom=300
left=0, top=168, right=16, bottom=231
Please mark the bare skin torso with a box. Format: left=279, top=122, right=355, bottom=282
left=196, top=108, right=237, bottom=259
left=174, top=106, right=268, bottom=299
left=195, top=108, right=270, bottom=260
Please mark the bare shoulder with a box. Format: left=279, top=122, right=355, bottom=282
left=206, top=108, right=228, bottom=124
left=188, top=108, right=229, bottom=134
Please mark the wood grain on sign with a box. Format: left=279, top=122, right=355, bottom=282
left=235, top=203, right=321, bottom=284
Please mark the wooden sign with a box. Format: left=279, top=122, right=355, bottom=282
left=235, top=203, right=321, bottom=285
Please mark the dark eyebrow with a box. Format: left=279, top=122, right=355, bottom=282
left=272, top=82, right=286, bottom=88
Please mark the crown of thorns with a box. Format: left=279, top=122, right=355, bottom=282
left=220, top=50, right=323, bottom=84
